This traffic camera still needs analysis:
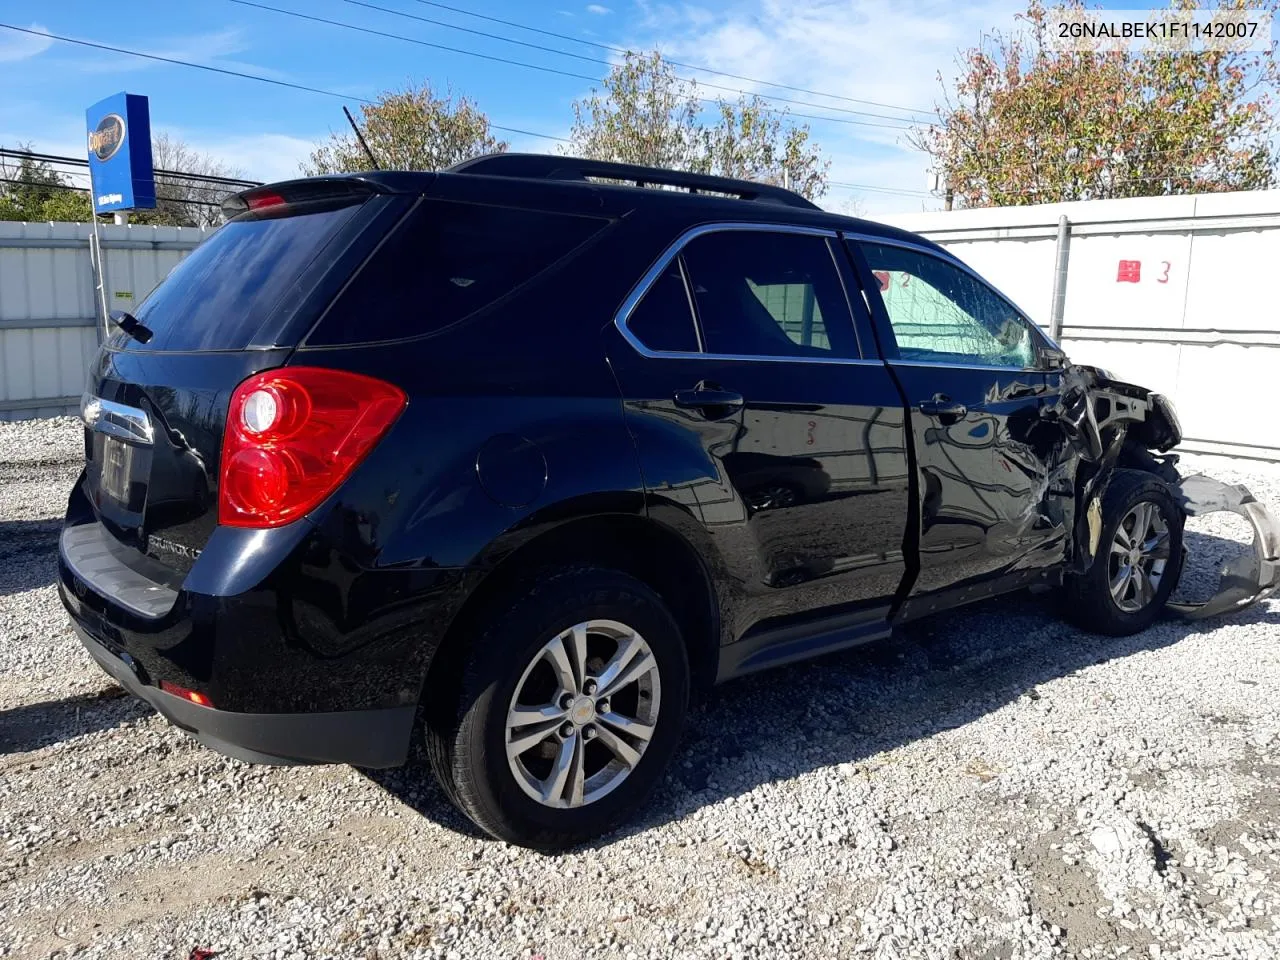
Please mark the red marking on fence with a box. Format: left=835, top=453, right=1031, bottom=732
left=1116, top=260, right=1141, bottom=283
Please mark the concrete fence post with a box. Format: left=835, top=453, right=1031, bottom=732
left=1048, top=214, right=1071, bottom=342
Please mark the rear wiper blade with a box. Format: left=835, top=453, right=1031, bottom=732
left=109, top=309, right=153, bottom=344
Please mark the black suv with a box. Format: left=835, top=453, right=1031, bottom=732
left=60, top=154, right=1190, bottom=848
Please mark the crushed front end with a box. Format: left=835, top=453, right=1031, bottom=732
left=1051, top=364, right=1279, bottom=620
left=1167, top=474, right=1280, bottom=619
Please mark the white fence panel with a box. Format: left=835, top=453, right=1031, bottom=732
left=0, top=220, right=212, bottom=420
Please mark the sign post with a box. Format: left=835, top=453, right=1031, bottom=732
left=84, top=92, right=157, bottom=340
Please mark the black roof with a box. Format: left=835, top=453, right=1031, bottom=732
left=253, top=154, right=946, bottom=257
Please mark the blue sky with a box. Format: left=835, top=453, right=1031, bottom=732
left=0, top=0, right=1034, bottom=214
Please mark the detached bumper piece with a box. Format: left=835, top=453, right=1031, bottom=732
left=71, top=622, right=415, bottom=768
left=1169, top=475, right=1280, bottom=620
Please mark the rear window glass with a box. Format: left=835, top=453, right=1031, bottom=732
left=310, top=199, right=608, bottom=345
left=625, top=261, right=699, bottom=352
left=121, top=202, right=361, bottom=352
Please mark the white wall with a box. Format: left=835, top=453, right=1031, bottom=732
left=0, top=220, right=211, bottom=420
left=881, top=190, right=1280, bottom=462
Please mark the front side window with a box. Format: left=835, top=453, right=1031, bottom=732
left=860, top=242, right=1039, bottom=368
left=680, top=230, right=857, bottom=358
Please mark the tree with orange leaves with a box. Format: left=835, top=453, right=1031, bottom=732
left=914, top=0, right=1277, bottom=207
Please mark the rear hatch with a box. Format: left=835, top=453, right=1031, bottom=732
left=76, top=180, right=408, bottom=589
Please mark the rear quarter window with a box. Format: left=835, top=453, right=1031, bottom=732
left=309, top=199, right=609, bottom=345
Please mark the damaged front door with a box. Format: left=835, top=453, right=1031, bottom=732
left=849, top=237, right=1067, bottom=606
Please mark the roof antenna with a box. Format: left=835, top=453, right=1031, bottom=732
left=343, top=105, right=381, bottom=171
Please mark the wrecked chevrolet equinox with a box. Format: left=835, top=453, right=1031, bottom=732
left=58, top=155, right=1280, bottom=848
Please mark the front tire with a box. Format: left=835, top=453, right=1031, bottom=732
left=426, top=566, right=689, bottom=849
left=1063, top=468, right=1184, bottom=636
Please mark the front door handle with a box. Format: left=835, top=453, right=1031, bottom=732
left=673, top=381, right=744, bottom=414
left=919, top=395, right=968, bottom=419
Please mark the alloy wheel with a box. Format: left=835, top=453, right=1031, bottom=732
left=505, top=619, right=662, bottom=808
left=1108, top=500, right=1172, bottom=613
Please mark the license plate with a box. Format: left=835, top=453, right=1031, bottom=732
left=101, top=436, right=135, bottom=505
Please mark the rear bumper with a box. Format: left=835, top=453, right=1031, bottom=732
left=71, top=619, right=414, bottom=767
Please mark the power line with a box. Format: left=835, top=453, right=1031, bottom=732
left=828, top=180, right=932, bottom=197
left=966, top=171, right=1268, bottom=193
left=946, top=149, right=1264, bottom=173
left=0, top=148, right=262, bottom=188
left=0, top=22, right=572, bottom=144
left=338, top=0, right=926, bottom=126
left=914, top=119, right=1269, bottom=162
left=228, top=2, right=600, bottom=86
left=8, top=167, right=229, bottom=207
left=0, top=176, right=224, bottom=208
left=227, top=0, right=916, bottom=132
left=921, top=169, right=1265, bottom=205
left=829, top=162, right=1255, bottom=200
left=405, top=0, right=939, bottom=118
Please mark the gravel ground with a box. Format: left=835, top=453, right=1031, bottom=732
left=2, top=416, right=1279, bottom=960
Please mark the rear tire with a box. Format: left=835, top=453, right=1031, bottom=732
left=425, top=565, right=689, bottom=850
left=1063, top=468, right=1183, bottom=636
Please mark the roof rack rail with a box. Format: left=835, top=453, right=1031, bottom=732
left=448, top=152, right=820, bottom=211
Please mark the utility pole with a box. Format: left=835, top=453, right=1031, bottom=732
left=944, top=186, right=954, bottom=211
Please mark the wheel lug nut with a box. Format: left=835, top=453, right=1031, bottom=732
left=597, top=699, right=609, bottom=714
left=559, top=693, right=574, bottom=710
left=583, top=726, right=597, bottom=741
left=559, top=722, right=574, bottom=738
left=584, top=680, right=598, bottom=695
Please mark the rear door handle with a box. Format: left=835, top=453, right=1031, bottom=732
left=673, top=382, right=744, bottom=413
left=918, top=395, right=968, bottom=418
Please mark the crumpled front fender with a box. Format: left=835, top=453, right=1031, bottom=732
left=1168, top=474, right=1280, bottom=620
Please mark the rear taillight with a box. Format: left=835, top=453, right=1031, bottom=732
left=219, top=367, right=406, bottom=528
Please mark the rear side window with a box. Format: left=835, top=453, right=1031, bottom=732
left=624, top=261, right=700, bottom=353
left=123, top=202, right=362, bottom=352
left=679, top=231, right=857, bottom=358
left=311, top=200, right=608, bottom=345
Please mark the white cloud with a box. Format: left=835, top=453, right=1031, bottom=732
left=0, top=23, right=53, bottom=63
left=823, top=149, right=942, bottom=216
left=586, top=4, right=613, bottom=13
left=629, top=0, right=1027, bottom=215
left=75, top=28, right=291, bottom=82
left=180, top=132, right=318, bottom=184
left=637, top=0, right=1017, bottom=112
left=0, top=115, right=89, bottom=160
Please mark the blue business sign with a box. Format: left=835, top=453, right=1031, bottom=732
left=85, top=92, right=156, bottom=213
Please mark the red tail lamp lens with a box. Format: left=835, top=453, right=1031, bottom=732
left=160, top=681, right=213, bottom=707
left=219, top=367, right=406, bottom=528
